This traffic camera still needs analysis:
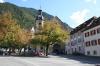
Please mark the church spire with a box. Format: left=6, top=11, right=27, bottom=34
left=35, top=0, right=43, bottom=20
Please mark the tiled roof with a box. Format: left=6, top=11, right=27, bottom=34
left=83, top=17, right=100, bottom=31
left=70, top=16, right=97, bottom=35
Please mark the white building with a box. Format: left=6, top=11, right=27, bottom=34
left=70, top=31, right=84, bottom=54
left=65, top=17, right=97, bottom=55
left=65, top=27, right=85, bottom=55
left=84, top=17, right=100, bottom=56
left=65, top=41, right=72, bottom=54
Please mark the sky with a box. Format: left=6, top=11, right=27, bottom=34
left=0, top=0, right=100, bottom=28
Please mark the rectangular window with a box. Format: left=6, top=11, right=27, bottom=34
left=87, top=51, right=90, bottom=55
left=97, top=28, right=100, bottom=34
left=94, top=30, right=96, bottom=35
left=85, top=42, right=88, bottom=46
left=79, top=47, right=81, bottom=51
left=87, top=32, right=90, bottom=37
left=85, top=41, right=90, bottom=47
left=93, top=50, right=97, bottom=55
left=85, top=33, right=87, bottom=37
left=98, top=39, right=100, bottom=45
left=90, top=30, right=96, bottom=36
left=90, top=31, right=93, bottom=35
left=91, top=40, right=97, bottom=46
left=85, top=32, right=89, bottom=37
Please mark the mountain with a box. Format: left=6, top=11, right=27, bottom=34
left=0, top=2, right=72, bottom=31
left=53, top=16, right=73, bottom=31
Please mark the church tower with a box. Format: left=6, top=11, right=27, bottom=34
left=35, top=9, right=44, bottom=33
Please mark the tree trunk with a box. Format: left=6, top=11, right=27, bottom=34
left=46, top=45, right=49, bottom=56
left=8, top=48, right=11, bottom=55
left=19, top=48, right=22, bottom=55
left=23, top=47, right=26, bottom=56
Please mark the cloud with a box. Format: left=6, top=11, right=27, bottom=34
left=85, top=0, right=97, bottom=4
left=70, top=9, right=90, bottom=26
left=0, top=0, right=5, bottom=3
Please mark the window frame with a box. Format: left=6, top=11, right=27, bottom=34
left=97, top=28, right=100, bottom=34
left=90, top=30, right=96, bottom=36
left=85, top=32, right=90, bottom=37
left=93, top=50, right=97, bottom=55
left=91, top=40, right=97, bottom=46
left=85, top=41, right=91, bottom=47
left=98, top=39, right=100, bottom=45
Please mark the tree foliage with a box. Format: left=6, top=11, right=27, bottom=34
left=31, top=19, right=69, bottom=56
left=0, top=13, right=31, bottom=49
left=42, top=20, right=69, bottom=45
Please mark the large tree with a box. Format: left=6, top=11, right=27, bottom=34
left=31, top=19, right=69, bottom=56
left=0, top=12, right=31, bottom=54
